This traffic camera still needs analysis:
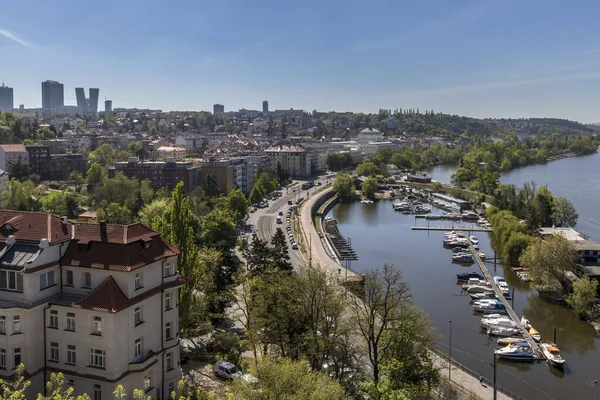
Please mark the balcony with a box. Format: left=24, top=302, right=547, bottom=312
left=129, top=350, right=159, bottom=373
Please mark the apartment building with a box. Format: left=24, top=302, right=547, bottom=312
left=110, top=157, right=200, bottom=193
left=155, top=147, right=187, bottom=160
left=264, top=145, right=309, bottom=178
left=0, top=210, right=183, bottom=399
left=0, top=144, right=28, bottom=172
left=26, top=145, right=51, bottom=179
left=197, top=158, right=255, bottom=195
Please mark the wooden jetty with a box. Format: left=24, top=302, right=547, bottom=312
left=411, top=226, right=493, bottom=232
left=469, top=246, right=545, bottom=360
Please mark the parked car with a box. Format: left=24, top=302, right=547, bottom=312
left=292, top=243, right=298, bottom=250
left=214, top=361, right=242, bottom=380
left=288, top=200, right=293, bottom=205
left=180, top=348, right=191, bottom=364
left=278, top=211, right=284, bottom=216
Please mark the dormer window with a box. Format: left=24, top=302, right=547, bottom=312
left=1, top=224, right=14, bottom=231
left=143, top=241, right=151, bottom=249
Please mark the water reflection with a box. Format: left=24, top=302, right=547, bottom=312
left=497, top=358, right=535, bottom=372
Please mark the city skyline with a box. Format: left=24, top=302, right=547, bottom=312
left=1, top=0, right=600, bottom=121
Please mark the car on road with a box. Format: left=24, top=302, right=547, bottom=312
left=278, top=211, right=284, bottom=216
left=180, top=348, right=191, bottom=364
left=214, top=360, right=242, bottom=380
left=288, top=200, right=293, bottom=205
left=291, top=243, right=298, bottom=250
left=276, top=216, right=282, bottom=224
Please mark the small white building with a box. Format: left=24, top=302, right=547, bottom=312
left=362, top=141, right=399, bottom=159
left=155, top=146, right=187, bottom=160
left=0, top=144, right=28, bottom=171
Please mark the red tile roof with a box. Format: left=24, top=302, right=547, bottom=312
left=0, top=144, right=27, bottom=153
left=72, top=222, right=157, bottom=244
left=72, top=275, right=184, bottom=313
left=0, top=210, right=72, bottom=244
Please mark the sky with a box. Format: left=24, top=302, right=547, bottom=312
left=2, top=0, right=600, bottom=122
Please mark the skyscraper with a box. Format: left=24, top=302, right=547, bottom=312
left=0, top=83, right=14, bottom=111
left=105, top=100, right=113, bottom=117
left=41, top=80, right=64, bottom=109
left=213, top=104, right=224, bottom=114
left=75, top=87, right=100, bottom=114
left=263, top=100, right=269, bottom=113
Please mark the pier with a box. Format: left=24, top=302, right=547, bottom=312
left=411, top=226, right=493, bottom=232
left=469, top=246, right=545, bottom=360
left=323, top=219, right=358, bottom=261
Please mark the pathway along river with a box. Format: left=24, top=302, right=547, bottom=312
left=327, top=152, right=600, bottom=400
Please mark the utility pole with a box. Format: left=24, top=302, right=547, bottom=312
left=593, top=380, right=598, bottom=400
left=448, top=320, right=452, bottom=381
left=493, top=352, right=497, bottom=400
left=309, top=232, right=312, bottom=268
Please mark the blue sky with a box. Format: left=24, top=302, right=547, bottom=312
left=2, top=0, right=600, bottom=122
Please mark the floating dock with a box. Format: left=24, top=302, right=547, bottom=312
left=323, top=219, right=358, bottom=261
left=469, top=246, right=545, bottom=360
left=411, top=226, right=493, bottom=232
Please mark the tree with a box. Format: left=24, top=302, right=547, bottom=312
left=68, top=171, right=85, bottom=187
left=553, top=197, right=579, bottom=227
left=88, top=143, right=117, bottom=167
left=198, top=246, right=236, bottom=319
left=230, top=358, right=347, bottom=400
left=349, top=264, right=411, bottom=384
left=96, top=202, right=133, bottom=224
left=41, top=191, right=79, bottom=218
left=534, top=186, right=554, bottom=227
left=7, top=156, right=30, bottom=181
left=85, top=162, right=106, bottom=188
left=519, top=235, right=580, bottom=295
left=355, top=160, right=379, bottom=177
left=226, top=189, right=249, bottom=220
left=201, top=208, right=237, bottom=251
left=139, top=179, right=154, bottom=207
left=361, top=176, right=379, bottom=199
left=201, top=174, right=221, bottom=198
left=270, top=228, right=293, bottom=272
left=4, top=180, right=40, bottom=211
left=138, top=198, right=170, bottom=227
left=567, top=276, right=599, bottom=319
left=246, top=237, right=273, bottom=275
left=332, top=172, right=355, bottom=201
left=127, top=140, right=142, bottom=155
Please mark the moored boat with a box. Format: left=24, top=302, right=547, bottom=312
left=529, top=327, right=542, bottom=342
left=470, top=235, right=479, bottom=244
left=457, top=272, right=484, bottom=281
left=541, top=342, right=566, bottom=369
left=481, top=317, right=517, bottom=329
left=474, top=301, right=506, bottom=313
left=488, top=326, right=522, bottom=337
left=497, top=337, right=524, bottom=346
left=469, top=291, right=496, bottom=300
left=452, top=252, right=474, bottom=263
left=494, top=343, right=535, bottom=361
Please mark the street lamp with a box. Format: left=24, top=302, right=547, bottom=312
left=309, top=233, right=312, bottom=268
left=448, top=320, right=452, bottom=381
left=594, top=380, right=598, bottom=400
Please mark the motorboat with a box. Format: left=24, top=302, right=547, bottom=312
left=478, top=252, right=486, bottom=260
left=473, top=298, right=499, bottom=306
left=521, top=316, right=532, bottom=330
left=466, top=285, right=493, bottom=294
left=493, top=276, right=506, bottom=285
left=529, top=327, right=542, bottom=342
left=470, top=235, right=479, bottom=244
left=360, top=199, right=374, bottom=204
left=481, top=313, right=508, bottom=320
left=461, top=277, right=487, bottom=288
left=497, top=337, right=524, bottom=346
left=541, top=342, right=566, bottom=369
left=474, top=301, right=506, bottom=313
left=457, top=272, right=484, bottom=281
left=481, top=317, right=517, bottom=329
left=414, top=205, right=432, bottom=214
left=488, top=326, right=522, bottom=337
left=452, top=252, right=474, bottom=263
left=494, top=343, right=535, bottom=361
left=392, top=200, right=410, bottom=211
left=469, top=291, right=496, bottom=300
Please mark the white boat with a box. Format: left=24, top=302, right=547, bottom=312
left=466, top=285, right=493, bottom=294
left=481, top=313, right=508, bottom=320
left=469, top=291, right=496, bottom=300
left=474, top=301, right=506, bottom=313
left=521, top=316, right=531, bottom=330
left=470, top=235, right=479, bottom=244
left=452, top=252, right=474, bottom=263
left=494, top=343, right=535, bottom=361
left=488, top=326, right=522, bottom=337
left=481, top=317, right=517, bottom=329
left=529, top=327, right=542, bottom=342
left=541, top=343, right=566, bottom=369
left=461, top=278, right=486, bottom=288
left=392, top=200, right=410, bottom=211
left=473, top=298, right=499, bottom=306
left=360, top=199, right=374, bottom=204
left=478, top=252, right=486, bottom=260
left=496, top=337, right=524, bottom=346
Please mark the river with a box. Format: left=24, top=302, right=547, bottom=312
left=327, top=153, right=600, bottom=400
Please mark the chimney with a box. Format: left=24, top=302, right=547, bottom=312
left=61, top=216, right=68, bottom=224
left=100, top=220, right=107, bottom=242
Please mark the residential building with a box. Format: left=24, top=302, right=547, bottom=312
left=213, top=104, right=224, bottom=114
left=42, top=80, right=64, bottom=109
left=264, top=145, right=309, bottom=178
left=0, top=84, right=14, bottom=111
left=0, top=169, right=8, bottom=195
left=197, top=158, right=255, bottom=195
left=155, top=146, right=187, bottom=160
left=362, top=141, right=399, bottom=159
left=44, top=139, right=79, bottom=155
left=175, top=134, right=207, bottom=152
left=0, top=144, right=28, bottom=172
left=25, top=145, right=51, bottom=179
left=110, top=158, right=200, bottom=193
left=539, top=227, right=600, bottom=266
left=0, top=210, right=183, bottom=399
left=48, top=154, right=87, bottom=181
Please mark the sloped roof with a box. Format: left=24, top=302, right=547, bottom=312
left=0, top=144, right=27, bottom=152
left=0, top=210, right=72, bottom=244
left=72, top=222, right=158, bottom=244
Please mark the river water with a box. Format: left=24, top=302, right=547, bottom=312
left=327, top=153, right=600, bottom=400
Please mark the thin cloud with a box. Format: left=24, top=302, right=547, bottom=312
left=404, top=71, right=600, bottom=97
left=0, top=28, right=34, bottom=49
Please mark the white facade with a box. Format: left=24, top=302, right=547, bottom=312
left=264, top=145, right=309, bottom=178
left=362, top=141, right=399, bottom=159
left=0, top=145, right=28, bottom=171
left=0, top=213, right=182, bottom=400
left=355, top=128, right=383, bottom=145
left=156, top=146, right=187, bottom=160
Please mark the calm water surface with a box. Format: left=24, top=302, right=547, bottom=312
left=330, top=154, right=600, bottom=399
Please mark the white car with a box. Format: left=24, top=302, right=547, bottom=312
left=214, top=361, right=242, bottom=380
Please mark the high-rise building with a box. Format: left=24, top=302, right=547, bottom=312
left=263, top=100, right=269, bottom=113
left=41, top=80, right=64, bottom=109
left=0, top=83, right=14, bottom=111
left=75, top=87, right=100, bottom=114
left=105, top=100, right=113, bottom=117
left=213, top=104, right=224, bottom=114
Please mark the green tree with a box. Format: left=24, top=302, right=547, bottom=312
left=355, top=160, right=380, bottom=177
left=201, top=208, right=237, bottom=251
left=138, top=198, right=170, bottom=227
left=519, top=235, right=580, bottom=295
left=270, top=228, right=293, bottom=272
left=88, top=143, right=118, bottom=168
left=552, top=197, right=579, bottom=227
left=332, top=172, right=355, bottom=201
left=566, top=276, right=599, bottom=319
left=96, top=202, right=133, bottom=224
left=7, top=156, right=30, bottom=181
left=4, top=180, right=40, bottom=211
left=361, top=176, right=379, bottom=199
left=226, top=189, right=249, bottom=220
left=127, top=140, right=142, bottom=155
left=41, top=191, right=79, bottom=218
left=85, top=162, right=106, bottom=188
left=139, top=179, right=154, bottom=207
left=68, top=171, right=85, bottom=187
left=201, top=174, right=221, bottom=198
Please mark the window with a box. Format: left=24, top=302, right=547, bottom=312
left=134, top=338, right=143, bottom=358
left=90, top=349, right=105, bottom=368
left=40, top=270, right=55, bottom=289
left=134, top=307, right=142, bottom=326
left=14, top=348, right=21, bottom=367
left=165, top=322, right=172, bottom=340
left=135, top=273, right=142, bottom=290
left=67, top=345, right=76, bottom=365
left=66, top=270, right=73, bottom=286
left=49, top=310, right=58, bottom=328
left=13, top=316, right=20, bottom=334
left=82, top=272, right=91, bottom=288
left=92, top=317, right=102, bottom=335
left=0, top=270, right=23, bottom=292
left=163, top=262, right=171, bottom=277
left=66, top=313, right=75, bottom=331
left=50, top=342, right=59, bottom=362
left=93, top=385, right=102, bottom=400
left=166, top=352, right=173, bottom=370
left=165, top=293, right=171, bottom=310
left=67, top=379, right=74, bottom=386
left=0, top=316, right=5, bottom=334
left=0, top=349, right=5, bottom=368
left=144, top=373, right=152, bottom=390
